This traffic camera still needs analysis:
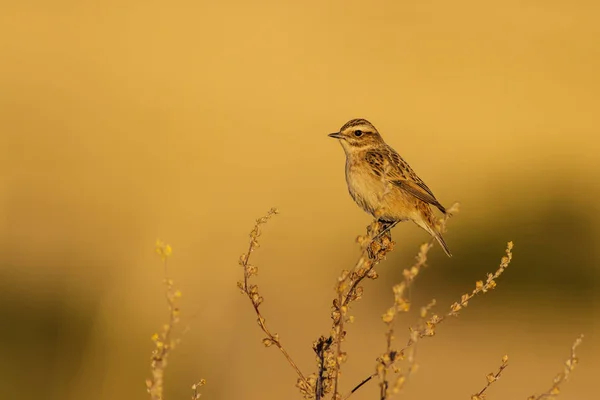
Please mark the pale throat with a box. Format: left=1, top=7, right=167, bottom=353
left=339, top=140, right=379, bottom=157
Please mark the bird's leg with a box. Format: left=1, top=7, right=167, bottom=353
left=373, top=219, right=398, bottom=242
left=367, top=219, right=398, bottom=259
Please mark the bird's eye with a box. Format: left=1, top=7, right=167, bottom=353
left=354, top=130, right=363, bottom=137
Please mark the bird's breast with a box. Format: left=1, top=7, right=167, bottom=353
left=344, top=157, right=416, bottom=221
left=345, top=159, right=385, bottom=214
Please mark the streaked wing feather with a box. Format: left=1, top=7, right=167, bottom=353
left=366, top=148, right=447, bottom=214
left=392, top=181, right=446, bottom=213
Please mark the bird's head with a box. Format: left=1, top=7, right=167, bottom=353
left=328, top=118, right=384, bottom=153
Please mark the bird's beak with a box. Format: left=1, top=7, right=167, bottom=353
left=328, top=132, right=343, bottom=139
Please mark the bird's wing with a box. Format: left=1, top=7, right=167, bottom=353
left=365, top=148, right=447, bottom=214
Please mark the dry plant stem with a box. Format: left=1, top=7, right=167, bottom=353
left=378, top=243, right=434, bottom=400
left=191, top=380, right=207, bottom=400
left=342, top=257, right=373, bottom=307
left=238, top=208, right=310, bottom=391
left=341, top=228, right=389, bottom=308
left=333, top=288, right=345, bottom=400
left=379, top=325, right=392, bottom=400
left=147, top=241, right=184, bottom=400
left=527, top=335, right=584, bottom=400
left=380, top=298, right=436, bottom=400
left=345, top=239, right=513, bottom=400
left=333, top=202, right=445, bottom=399
left=471, top=355, right=509, bottom=400
left=375, top=204, right=458, bottom=400
left=331, top=220, right=395, bottom=400
left=314, top=337, right=333, bottom=400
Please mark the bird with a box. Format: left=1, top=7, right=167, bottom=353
left=328, top=118, right=452, bottom=257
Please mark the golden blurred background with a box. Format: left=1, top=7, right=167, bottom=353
left=1, top=1, right=598, bottom=399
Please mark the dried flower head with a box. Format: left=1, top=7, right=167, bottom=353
left=155, top=239, right=173, bottom=260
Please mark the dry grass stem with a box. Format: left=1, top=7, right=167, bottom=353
left=191, top=380, right=207, bottom=400
left=342, top=204, right=458, bottom=400
left=236, top=206, right=586, bottom=400
left=346, top=237, right=512, bottom=399
left=375, top=201, right=458, bottom=400
left=313, top=336, right=334, bottom=400
left=237, top=208, right=312, bottom=396
left=147, top=241, right=203, bottom=400
left=527, top=335, right=584, bottom=400
left=144, top=202, right=587, bottom=400
left=401, top=240, right=513, bottom=356
left=329, top=218, right=396, bottom=399
left=401, top=240, right=514, bottom=344
left=471, top=355, right=509, bottom=400
left=376, top=244, right=432, bottom=400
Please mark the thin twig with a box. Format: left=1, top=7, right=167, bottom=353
left=333, top=287, right=345, bottom=399
left=342, top=204, right=458, bottom=400
left=331, top=220, right=395, bottom=399
left=191, top=380, right=206, bottom=400
left=345, top=240, right=513, bottom=399
left=377, top=241, right=434, bottom=400
left=527, top=335, right=584, bottom=400
left=471, top=355, right=509, bottom=400
left=373, top=204, right=458, bottom=400
left=147, top=241, right=185, bottom=400
left=237, top=208, right=311, bottom=395
left=313, top=336, right=333, bottom=400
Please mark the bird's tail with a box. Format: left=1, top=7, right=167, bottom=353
left=433, top=231, right=452, bottom=257
left=414, top=210, right=452, bottom=257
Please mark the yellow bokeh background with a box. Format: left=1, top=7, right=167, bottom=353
left=0, top=1, right=598, bottom=399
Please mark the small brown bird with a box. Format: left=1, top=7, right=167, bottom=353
left=329, top=118, right=452, bottom=257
